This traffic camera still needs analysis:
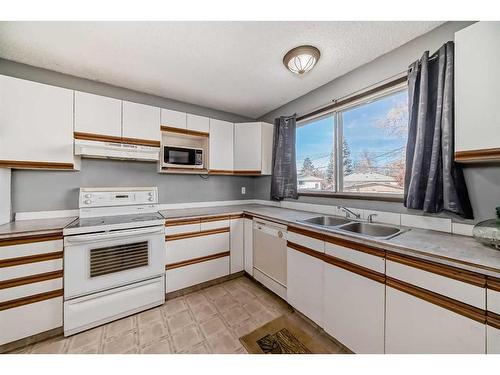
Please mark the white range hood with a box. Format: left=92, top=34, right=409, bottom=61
left=74, top=139, right=159, bottom=161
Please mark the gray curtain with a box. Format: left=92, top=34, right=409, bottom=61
left=270, top=115, right=298, bottom=201
left=404, top=41, right=473, bottom=219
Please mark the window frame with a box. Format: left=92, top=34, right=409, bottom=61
left=296, top=81, right=407, bottom=202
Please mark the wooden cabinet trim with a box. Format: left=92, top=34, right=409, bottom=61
left=165, top=227, right=229, bottom=241
left=74, top=131, right=122, bottom=144
left=455, top=148, right=500, bottom=163
left=208, top=170, right=234, bottom=175
left=75, top=132, right=160, bottom=147
left=0, top=251, right=63, bottom=268
left=233, top=170, right=261, bottom=175
left=487, top=276, right=500, bottom=292
left=0, top=161, right=74, bottom=170
left=323, top=253, right=386, bottom=284
left=165, top=251, right=230, bottom=270
left=243, top=213, right=254, bottom=220
left=324, top=234, right=385, bottom=258
left=287, top=241, right=324, bottom=261
left=487, top=311, right=500, bottom=329
left=200, top=215, right=231, bottom=223
left=0, top=289, right=63, bottom=311
left=229, top=213, right=244, bottom=219
left=165, top=218, right=201, bottom=227
left=386, top=276, right=486, bottom=324
left=0, top=233, right=63, bottom=247
left=287, top=225, right=325, bottom=241
left=160, top=125, right=209, bottom=137
left=120, top=136, right=160, bottom=148
left=386, top=252, right=486, bottom=288
left=0, top=270, right=63, bottom=290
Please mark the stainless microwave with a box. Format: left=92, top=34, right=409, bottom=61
left=162, top=146, right=204, bottom=169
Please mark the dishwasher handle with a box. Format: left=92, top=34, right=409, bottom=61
left=253, top=222, right=287, bottom=240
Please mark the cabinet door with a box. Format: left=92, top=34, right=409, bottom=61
left=187, top=114, right=209, bottom=133
left=323, top=263, right=385, bottom=353
left=234, top=122, right=261, bottom=171
left=243, top=218, right=253, bottom=275
left=455, top=22, right=500, bottom=156
left=209, top=119, right=234, bottom=171
left=161, top=108, right=186, bottom=130
left=287, top=247, right=323, bottom=327
left=122, top=101, right=160, bottom=142
left=260, top=122, right=274, bottom=175
left=230, top=218, right=244, bottom=273
left=385, top=285, right=485, bottom=353
left=0, top=75, right=74, bottom=165
left=74, top=91, right=122, bottom=137
left=487, top=325, right=500, bottom=354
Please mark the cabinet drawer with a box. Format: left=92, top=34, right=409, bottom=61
left=0, top=296, right=62, bottom=345
left=200, top=218, right=230, bottom=231
left=487, top=325, right=500, bottom=354
left=325, top=242, right=384, bottom=273
left=164, top=222, right=200, bottom=235
left=166, top=232, right=229, bottom=265
left=0, top=239, right=63, bottom=260
left=287, top=231, right=324, bottom=253
left=166, top=256, right=229, bottom=293
left=386, top=259, right=485, bottom=309
left=0, top=259, right=63, bottom=281
left=0, top=277, right=62, bottom=303
left=488, top=288, right=500, bottom=315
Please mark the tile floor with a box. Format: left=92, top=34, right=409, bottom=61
left=10, top=276, right=298, bottom=354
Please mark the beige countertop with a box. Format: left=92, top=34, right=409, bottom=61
left=161, top=204, right=500, bottom=278
left=0, top=216, right=77, bottom=241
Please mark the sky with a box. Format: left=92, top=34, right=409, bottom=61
left=296, top=89, right=408, bottom=173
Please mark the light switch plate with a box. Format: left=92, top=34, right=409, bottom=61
left=241, top=187, right=246, bottom=195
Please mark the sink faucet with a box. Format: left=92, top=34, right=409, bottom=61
left=338, top=206, right=361, bottom=219
left=367, top=213, right=378, bottom=223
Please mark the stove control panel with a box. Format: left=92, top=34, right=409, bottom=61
left=79, top=187, right=158, bottom=208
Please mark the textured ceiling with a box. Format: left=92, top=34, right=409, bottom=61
left=0, top=21, right=443, bottom=118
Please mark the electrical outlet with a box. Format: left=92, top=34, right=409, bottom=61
left=241, top=187, right=246, bottom=195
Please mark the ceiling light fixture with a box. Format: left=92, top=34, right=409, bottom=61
left=283, top=45, right=321, bottom=75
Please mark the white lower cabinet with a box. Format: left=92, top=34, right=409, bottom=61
left=323, top=263, right=385, bottom=353
left=243, top=218, right=253, bottom=275
left=230, top=217, right=244, bottom=273
left=487, top=325, right=500, bottom=354
left=287, top=247, right=323, bottom=327
left=166, top=256, right=229, bottom=293
left=385, top=285, right=485, bottom=353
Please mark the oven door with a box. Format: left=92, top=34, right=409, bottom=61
left=64, top=226, right=165, bottom=299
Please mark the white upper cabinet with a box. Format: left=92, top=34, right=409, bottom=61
left=234, top=122, right=273, bottom=174
left=187, top=114, right=209, bottom=134
left=0, top=75, right=75, bottom=166
left=160, top=108, right=186, bottom=130
left=122, top=101, right=160, bottom=142
left=74, top=91, right=122, bottom=138
left=455, top=22, right=500, bottom=162
left=209, top=119, right=234, bottom=171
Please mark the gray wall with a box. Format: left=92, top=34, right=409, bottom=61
left=0, top=58, right=257, bottom=213
left=12, top=159, right=259, bottom=212
left=257, top=21, right=500, bottom=223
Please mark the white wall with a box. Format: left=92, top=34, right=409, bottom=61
left=0, top=169, right=11, bottom=224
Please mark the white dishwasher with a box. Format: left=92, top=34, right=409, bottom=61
left=253, top=219, right=287, bottom=299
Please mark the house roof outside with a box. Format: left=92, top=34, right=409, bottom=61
left=344, top=172, right=397, bottom=183
left=298, top=175, right=325, bottom=182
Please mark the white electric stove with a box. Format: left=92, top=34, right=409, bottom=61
left=63, top=187, right=166, bottom=336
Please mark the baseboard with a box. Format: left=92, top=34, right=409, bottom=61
left=165, top=271, right=244, bottom=300
left=0, top=327, right=63, bottom=354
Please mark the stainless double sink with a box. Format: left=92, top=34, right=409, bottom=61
left=297, top=215, right=407, bottom=240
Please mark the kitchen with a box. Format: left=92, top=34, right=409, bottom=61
left=1, top=6, right=500, bottom=370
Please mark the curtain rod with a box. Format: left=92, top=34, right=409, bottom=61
left=296, top=72, right=408, bottom=123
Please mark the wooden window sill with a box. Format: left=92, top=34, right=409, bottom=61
left=297, top=191, right=404, bottom=203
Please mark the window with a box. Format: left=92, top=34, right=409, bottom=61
left=296, top=85, right=408, bottom=197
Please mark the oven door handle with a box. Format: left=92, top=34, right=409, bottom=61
left=65, top=226, right=164, bottom=244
